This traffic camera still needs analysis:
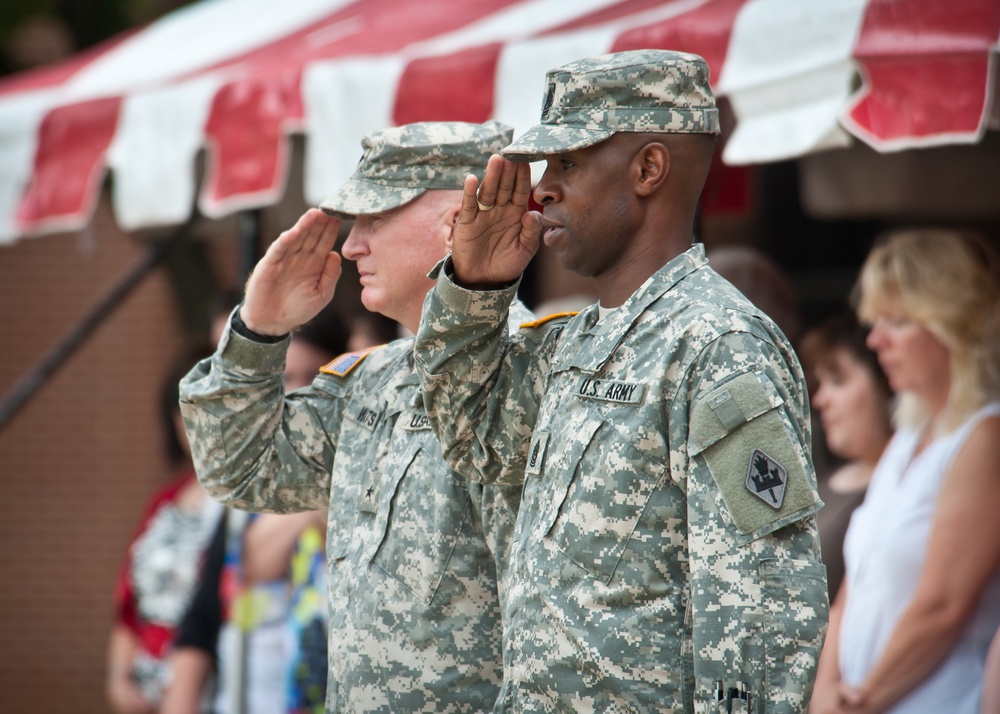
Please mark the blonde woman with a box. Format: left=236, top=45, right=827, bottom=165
left=810, top=229, right=1000, bottom=714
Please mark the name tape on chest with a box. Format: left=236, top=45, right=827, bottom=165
left=401, top=410, right=431, bottom=431
left=353, top=405, right=381, bottom=431
left=577, top=377, right=645, bottom=405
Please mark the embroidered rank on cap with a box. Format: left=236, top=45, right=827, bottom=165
left=541, top=82, right=556, bottom=120
left=320, top=346, right=381, bottom=377
left=745, top=448, right=787, bottom=509
left=520, top=312, right=577, bottom=329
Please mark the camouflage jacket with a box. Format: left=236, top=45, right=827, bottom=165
left=179, top=315, right=528, bottom=713
left=414, top=244, right=829, bottom=713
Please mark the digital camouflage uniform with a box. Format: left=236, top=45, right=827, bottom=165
left=414, top=52, right=828, bottom=713
left=180, top=121, right=529, bottom=713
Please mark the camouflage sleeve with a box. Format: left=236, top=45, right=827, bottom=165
left=683, top=330, right=829, bottom=713
left=178, top=324, right=341, bottom=514
left=414, top=258, right=559, bottom=486
left=469, top=480, right=521, bottom=607
left=507, top=297, right=535, bottom=330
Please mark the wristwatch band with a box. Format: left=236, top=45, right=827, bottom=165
left=230, top=306, right=288, bottom=344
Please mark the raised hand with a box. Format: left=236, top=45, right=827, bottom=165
left=240, top=209, right=343, bottom=336
left=451, top=154, right=543, bottom=288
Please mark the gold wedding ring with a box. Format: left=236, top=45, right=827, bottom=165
left=476, top=198, right=495, bottom=212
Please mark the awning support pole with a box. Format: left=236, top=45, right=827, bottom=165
left=0, top=228, right=183, bottom=431
left=238, top=209, right=262, bottom=292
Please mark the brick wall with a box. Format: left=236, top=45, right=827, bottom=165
left=0, top=196, right=239, bottom=714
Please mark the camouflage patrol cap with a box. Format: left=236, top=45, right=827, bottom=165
left=502, top=49, right=719, bottom=162
left=320, top=120, right=514, bottom=219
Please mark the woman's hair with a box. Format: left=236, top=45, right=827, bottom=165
left=800, top=310, right=892, bottom=405
left=854, top=228, right=1000, bottom=431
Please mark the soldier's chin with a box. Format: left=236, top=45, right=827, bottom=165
left=359, top=290, right=381, bottom=314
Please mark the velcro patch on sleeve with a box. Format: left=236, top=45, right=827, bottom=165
left=520, top=312, right=577, bottom=329
left=320, top=345, right=382, bottom=377
left=689, top=371, right=819, bottom=542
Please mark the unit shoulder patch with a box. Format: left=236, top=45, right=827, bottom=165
left=520, top=311, right=578, bottom=329
left=320, top=345, right=383, bottom=377
left=745, top=448, right=787, bottom=509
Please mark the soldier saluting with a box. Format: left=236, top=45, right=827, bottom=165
left=414, top=50, right=828, bottom=713
left=180, top=121, right=529, bottom=712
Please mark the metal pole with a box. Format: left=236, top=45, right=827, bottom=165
left=237, top=209, right=262, bottom=294
left=0, top=231, right=182, bottom=431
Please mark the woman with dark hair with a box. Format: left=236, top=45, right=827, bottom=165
left=106, top=346, right=221, bottom=714
left=799, top=311, right=893, bottom=599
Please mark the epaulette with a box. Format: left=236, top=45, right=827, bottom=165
left=320, top=345, right=384, bottom=377
left=520, top=312, right=578, bottom=329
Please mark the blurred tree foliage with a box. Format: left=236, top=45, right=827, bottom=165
left=1, top=0, right=196, bottom=76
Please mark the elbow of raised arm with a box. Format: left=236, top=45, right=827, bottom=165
left=193, top=465, right=241, bottom=506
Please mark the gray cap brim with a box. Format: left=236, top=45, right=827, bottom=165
left=319, top=176, right=426, bottom=220
left=501, top=124, right=614, bottom=162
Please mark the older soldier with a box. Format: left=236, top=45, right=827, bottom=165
left=414, top=51, right=829, bottom=712
left=180, top=121, right=528, bottom=712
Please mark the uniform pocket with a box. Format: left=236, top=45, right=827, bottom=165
left=760, top=557, right=829, bottom=712
left=371, top=443, right=471, bottom=603
left=544, top=412, right=668, bottom=584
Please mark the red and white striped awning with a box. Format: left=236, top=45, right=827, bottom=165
left=0, top=0, right=997, bottom=244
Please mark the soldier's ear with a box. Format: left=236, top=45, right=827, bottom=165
left=634, top=142, right=669, bottom=197
left=442, top=203, right=460, bottom=250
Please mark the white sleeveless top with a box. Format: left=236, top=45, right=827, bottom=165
left=840, top=403, right=1000, bottom=714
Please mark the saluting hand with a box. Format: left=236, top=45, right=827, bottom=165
left=240, top=209, right=343, bottom=336
left=451, top=154, right=542, bottom=288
